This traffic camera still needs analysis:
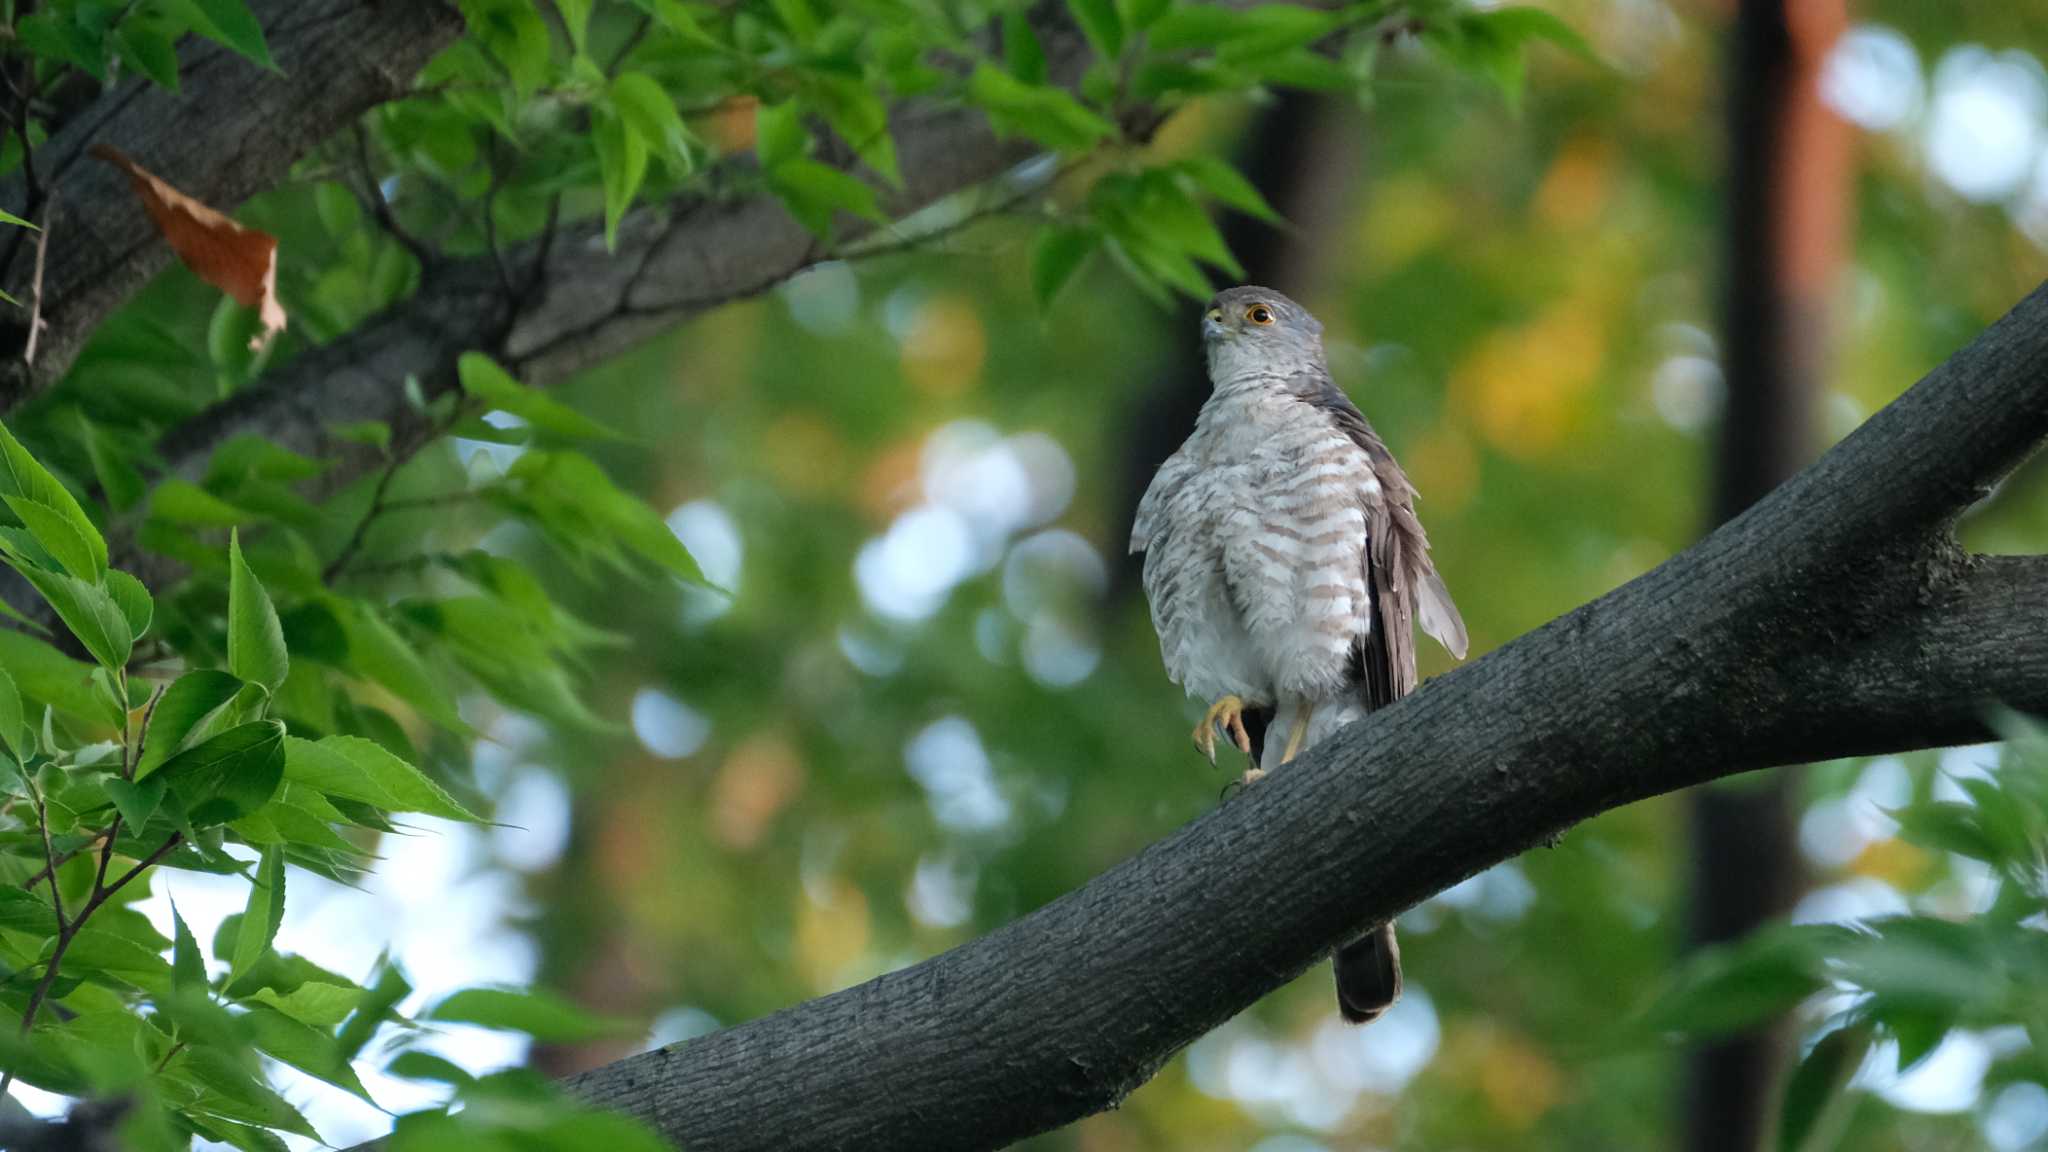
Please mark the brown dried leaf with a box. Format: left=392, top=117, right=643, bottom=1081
left=91, top=144, right=286, bottom=351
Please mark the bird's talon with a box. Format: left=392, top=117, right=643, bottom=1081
left=1241, top=766, right=1267, bottom=786
left=1192, top=694, right=1250, bottom=767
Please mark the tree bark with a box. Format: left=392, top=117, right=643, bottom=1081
left=1686, top=2, right=1847, bottom=1148
left=328, top=276, right=2048, bottom=1151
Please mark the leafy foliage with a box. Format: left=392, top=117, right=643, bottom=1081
left=1644, top=719, right=2048, bottom=1151
left=0, top=420, right=653, bottom=1150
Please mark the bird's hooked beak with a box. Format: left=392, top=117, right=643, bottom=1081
left=1202, top=307, right=1227, bottom=341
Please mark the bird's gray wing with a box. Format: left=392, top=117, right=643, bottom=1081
left=1287, top=373, right=1468, bottom=682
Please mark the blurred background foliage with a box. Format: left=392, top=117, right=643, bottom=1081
left=1, top=0, right=2047, bottom=1149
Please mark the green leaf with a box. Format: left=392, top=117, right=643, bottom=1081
left=338, top=604, right=468, bottom=734
left=0, top=419, right=107, bottom=581
left=1003, top=9, right=1046, bottom=84
left=207, top=437, right=329, bottom=486
left=593, top=110, right=648, bottom=252
left=1427, top=7, right=1593, bottom=113
left=17, top=12, right=108, bottom=82
left=104, top=775, right=167, bottom=831
left=554, top=0, right=594, bottom=51
left=511, top=450, right=709, bottom=585
left=168, top=1045, right=320, bottom=1139
left=1778, top=1026, right=1869, bottom=1152
left=458, top=352, right=619, bottom=440
left=0, top=630, right=101, bottom=720
left=770, top=158, right=882, bottom=239
left=72, top=413, right=146, bottom=514
left=229, top=530, right=289, bottom=692
left=115, top=16, right=182, bottom=89
left=284, top=735, right=481, bottom=822
left=1119, top=0, right=1169, bottom=32
left=55, top=928, right=174, bottom=992
left=336, top=960, right=412, bottom=1061
left=425, top=986, right=640, bottom=1043
left=0, top=887, right=60, bottom=936
left=1031, top=226, right=1100, bottom=311
left=1640, top=924, right=1837, bottom=1036
left=386, top=1050, right=474, bottom=1087
left=105, top=569, right=152, bottom=644
left=966, top=64, right=1116, bottom=153
left=332, top=421, right=393, bottom=453
left=5, top=497, right=103, bottom=583
left=1148, top=3, right=1333, bottom=52
left=5, top=560, right=131, bottom=670
left=1892, top=800, right=2001, bottom=863
left=154, top=720, right=287, bottom=827
left=159, top=0, right=274, bottom=68
left=172, top=901, right=207, bottom=993
left=149, top=480, right=256, bottom=527
left=138, top=670, right=243, bottom=778
left=1177, top=155, right=1283, bottom=224
left=249, top=981, right=362, bottom=1028
left=229, top=846, right=286, bottom=986
left=245, top=1004, right=376, bottom=1102
left=610, top=71, right=696, bottom=166
left=754, top=100, right=808, bottom=170
left=1065, top=0, right=1122, bottom=60
left=807, top=76, right=898, bottom=185
left=461, top=0, right=551, bottom=96
left=0, top=665, right=23, bottom=763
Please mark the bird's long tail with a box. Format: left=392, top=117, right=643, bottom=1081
left=1333, top=922, right=1401, bottom=1024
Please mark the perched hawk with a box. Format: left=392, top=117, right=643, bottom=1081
left=1131, top=286, right=1468, bottom=1024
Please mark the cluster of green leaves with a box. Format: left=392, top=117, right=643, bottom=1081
left=1027, top=0, right=1593, bottom=307
left=376, top=0, right=1592, bottom=312
left=1644, top=714, right=2048, bottom=1152
left=0, top=418, right=666, bottom=1148
left=10, top=0, right=273, bottom=93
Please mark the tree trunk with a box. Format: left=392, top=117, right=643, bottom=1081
left=1686, top=2, right=1849, bottom=1150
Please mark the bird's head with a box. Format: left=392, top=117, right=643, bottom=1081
left=1202, top=286, right=1325, bottom=382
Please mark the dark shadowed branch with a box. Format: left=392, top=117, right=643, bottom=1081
left=323, top=278, right=2048, bottom=1151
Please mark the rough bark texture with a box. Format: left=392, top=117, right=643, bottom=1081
left=1685, top=1, right=1846, bottom=1147
left=326, top=278, right=2042, bottom=1151
left=0, top=0, right=465, bottom=409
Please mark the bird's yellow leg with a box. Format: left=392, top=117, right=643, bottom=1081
left=1193, top=695, right=1253, bottom=765
left=1278, top=700, right=1317, bottom=766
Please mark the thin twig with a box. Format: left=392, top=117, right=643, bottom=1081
left=10, top=833, right=181, bottom=1037
left=24, top=778, right=64, bottom=928
left=483, top=135, right=516, bottom=296
left=520, top=194, right=563, bottom=308
left=608, top=12, right=655, bottom=72
left=323, top=452, right=404, bottom=583
left=90, top=815, right=121, bottom=899
left=97, top=833, right=181, bottom=898
left=128, top=683, right=166, bottom=778
left=18, top=828, right=106, bottom=892
left=379, top=489, right=487, bottom=513
left=351, top=123, right=431, bottom=265
left=20, top=191, right=49, bottom=365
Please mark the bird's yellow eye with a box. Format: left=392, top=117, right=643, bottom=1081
left=1245, top=304, right=1276, bottom=326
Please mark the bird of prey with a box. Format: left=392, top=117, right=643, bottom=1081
left=1130, top=286, right=1468, bottom=1024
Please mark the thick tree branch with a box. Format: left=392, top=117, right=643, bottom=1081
left=332, top=281, right=2048, bottom=1150
left=0, top=0, right=464, bottom=409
